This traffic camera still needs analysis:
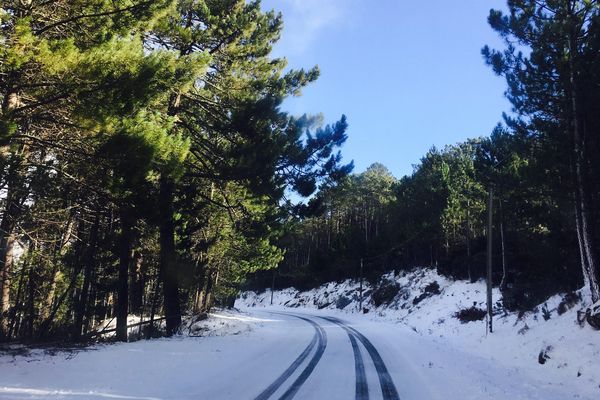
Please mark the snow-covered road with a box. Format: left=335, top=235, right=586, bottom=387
left=0, top=308, right=592, bottom=400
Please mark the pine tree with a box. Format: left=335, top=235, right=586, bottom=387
left=483, top=0, right=600, bottom=302
left=147, top=0, right=351, bottom=334
left=0, top=0, right=175, bottom=338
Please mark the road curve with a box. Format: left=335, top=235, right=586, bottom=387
left=256, top=311, right=400, bottom=400
left=321, top=315, right=400, bottom=400
left=253, top=314, right=328, bottom=400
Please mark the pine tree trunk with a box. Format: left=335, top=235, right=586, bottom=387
left=0, top=186, right=20, bottom=337
left=575, top=209, right=590, bottom=288
left=72, top=212, right=100, bottom=341
left=0, top=231, right=16, bottom=338
left=42, top=265, right=59, bottom=322
left=44, top=211, right=76, bottom=322
left=0, top=79, right=26, bottom=337
left=499, top=200, right=508, bottom=291
left=26, top=262, right=35, bottom=339
left=116, top=210, right=133, bottom=342
left=202, top=269, right=216, bottom=311
left=129, top=251, right=144, bottom=315
left=567, top=23, right=600, bottom=302
left=193, top=264, right=206, bottom=314
left=7, top=257, right=27, bottom=340
left=85, top=273, right=97, bottom=334
left=466, top=199, right=472, bottom=282
left=148, top=277, right=160, bottom=339
left=159, top=175, right=181, bottom=336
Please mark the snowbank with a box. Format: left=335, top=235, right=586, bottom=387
left=92, top=309, right=261, bottom=340
left=238, top=267, right=600, bottom=398
left=185, top=310, right=264, bottom=337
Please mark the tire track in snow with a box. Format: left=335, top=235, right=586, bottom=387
left=347, top=328, right=369, bottom=399
left=278, top=316, right=327, bottom=400
left=319, top=317, right=368, bottom=400
left=321, top=316, right=400, bottom=400
left=254, top=314, right=327, bottom=400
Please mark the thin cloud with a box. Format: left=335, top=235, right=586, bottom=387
left=265, top=0, right=352, bottom=56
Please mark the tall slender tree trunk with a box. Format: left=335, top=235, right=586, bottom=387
left=85, top=271, right=97, bottom=334
left=0, top=184, right=22, bottom=336
left=159, top=175, right=181, bottom=336
left=39, top=217, right=89, bottom=339
left=202, top=269, right=217, bottom=311
left=364, top=207, right=368, bottom=244
left=575, top=209, right=589, bottom=288
left=7, top=256, right=27, bottom=340
left=116, top=210, right=133, bottom=342
left=72, top=212, right=100, bottom=341
left=466, top=199, right=473, bottom=282
left=147, top=277, right=160, bottom=339
left=26, top=261, right=35, bottom=339
left=0, top=77, right=26, bottom=337
left=129, top=251, right=144, bottom=315
left=193, top=263, right=206, bottom=314
left=43, top=265, right=60, bottom=322
left=44, top=210, right=76, bottom=322
left=567, top=22, right=600, bottom=302
left=499, top=200, right=508, bottom=291
left=0, top=232, right=16, bottom=335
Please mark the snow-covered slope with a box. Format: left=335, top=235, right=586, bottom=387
left=238, top=268, right=600, bottom=398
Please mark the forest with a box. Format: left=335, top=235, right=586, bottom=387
left=249, top=0, right=600, bottom=315
left=0, top=0, right=351, bottom=342
left=1, top=0, right=600, bottom=344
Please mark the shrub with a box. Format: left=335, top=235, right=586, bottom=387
left=586, top=302, right=600, bottom=330
left=424, top=281, right=441, bottom=294
left=413, top=281, right=441, bottom=305
left=336, top=296, right=352, bottom=309
left=538, top=346, right=552, bottom=364
left=372, top=281, right=400, bottom=307
left=454, top=305, right=486, bottom=323
left=542, top=304, right=551, bottom=320
left=557, top=291, right=581, bottom=315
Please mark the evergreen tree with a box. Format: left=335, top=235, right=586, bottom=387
left=0, top=0, right=353, bottom=342
left=0, top=0, right=177, bottom=338
left=483, top=0, right=600, bottom=302
left=147, top=0, right=351, bottom=334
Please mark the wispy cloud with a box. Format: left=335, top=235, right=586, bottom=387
left=264, top=0, right=352, bottom=57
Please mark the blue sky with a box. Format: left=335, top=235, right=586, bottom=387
left=261, top=0, right=510, bottom=178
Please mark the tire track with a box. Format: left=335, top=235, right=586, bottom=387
left=320, top=317, right=368, bottom=400
left=254, top=314, right=327, bottom=400
left=278, top=316, right=327, bottom=400
left=322, top=316, right=400, bottom=400
left=347, top=328, right=369, bottom=400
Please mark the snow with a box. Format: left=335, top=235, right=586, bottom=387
left=0, top=310, right=285, bottom=400
left=1, top=268, right=598, bottom=400
left=94, top=315, right=164, bottom=340
left=93, top=310, right=257, bottom=340
left=239, top=267, right=600, bottom=399
left=185, top=310, right=263, bottom=337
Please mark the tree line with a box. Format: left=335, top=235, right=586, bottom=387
left=250, top=0, right=600, bottom=312
left=0, top=0, right=352, bottom=342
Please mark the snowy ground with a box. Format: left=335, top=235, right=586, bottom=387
left=0, top=306, right=596, bottom=400
left=239, top=268, right=600, bottom=399
left=0, top=311, right=276, bottom=400
left=1, top=269, right=598, bottom=400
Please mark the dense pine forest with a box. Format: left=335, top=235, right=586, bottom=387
left=249, top=1, right=600, bottom=315
left=1, top=0, right=600, bottom=345
left=0, top=0, right=351, bottom=342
